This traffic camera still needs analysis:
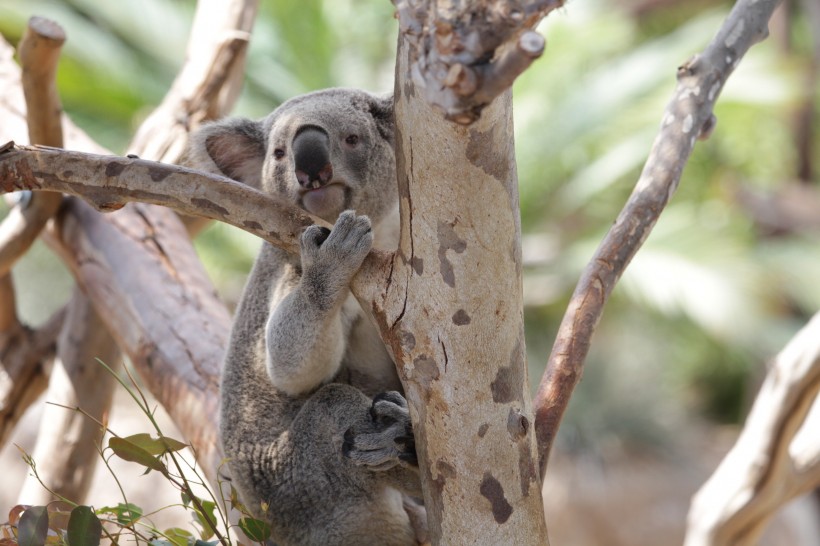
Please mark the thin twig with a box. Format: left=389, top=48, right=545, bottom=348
left=533, top=0, right=783, bottom=478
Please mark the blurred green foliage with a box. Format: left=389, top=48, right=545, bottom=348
left=1, top=0, right=818, bottom=454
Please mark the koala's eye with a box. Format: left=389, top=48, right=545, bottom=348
left=344, top=134, right=359, bottom=147
left=273, top=148, right=286, bottom=160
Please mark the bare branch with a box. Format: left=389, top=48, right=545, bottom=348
left=395, top=0, right=562, bottom=124
left=0, top=306, right=64, bottom=445
left=128, top=0, right=258, bottom=162
left=533, top=0, right=783, bottom=478
left=18, top=292, right=120, bottom=505
left=0, top=17, right=66, bottom=276
left=49, top=197, right=231, bottom=485
left=685, top=313, right=820, bottom=546
left=0, top=144, right=319, bottom=255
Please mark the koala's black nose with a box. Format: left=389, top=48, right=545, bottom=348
left=293, top=126, right=333, bottom=189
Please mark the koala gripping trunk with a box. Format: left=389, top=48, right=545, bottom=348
left=375, top=36, right=550, bottom=545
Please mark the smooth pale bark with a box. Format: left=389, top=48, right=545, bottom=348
left=685, top=312, right=820, bottom=546
left=370, top=35, right=548, bottom=545
left=49, top=198, right=230, bottom=485
left=18, top=292, right=120, bottom=505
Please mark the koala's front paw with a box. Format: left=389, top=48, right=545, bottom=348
left=342, top=391, right=417, bottom=470
left=300, top=210, right=373, bottom=308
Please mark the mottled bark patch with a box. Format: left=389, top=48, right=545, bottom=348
left=466, top=126, right=508, bottom=183
left=62, top=170, right=73, bottom=179
left=479, top=473, right=513, bottom=524
left=243, top=220, right=263, bottom=231
left=148, top=166, right=171, bottom=181
left=105, top=161, right=126, bottom=177
left=437, top=220, right=466, bottom=288
left=478, top=423, right=490, bottom=438
left=452, top=309, right=471, bottom=325
left=413, top=354, right=439, bottom=389
left=398, top=329, right=416, bottom=352
left=191, top=197, right=229, bottom=217
left=518, top=442, right=538, bottom=498
left=491, top=338, right=525, bottom=403
left=432, top=459, right=456, bottom=497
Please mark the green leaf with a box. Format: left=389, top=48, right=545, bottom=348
left=238, top=517, right=271, bottom=543
left=162, top=527, right=194, bottom=546
left=159, top=436, right=188, bottom=453
left=109, top=436, right=166, bottom=472
left=18, top=506, right=48, bottom=546
left=96, top=503, right=142, bottom=526
left=190, top=499, right=217, bottom=540
left=66, top=506, right=102, bottom=546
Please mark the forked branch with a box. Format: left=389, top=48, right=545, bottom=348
left=395, top=0, right=563, bottom=123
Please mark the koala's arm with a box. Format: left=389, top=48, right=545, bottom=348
left=265, top=211, right=373, bottom=395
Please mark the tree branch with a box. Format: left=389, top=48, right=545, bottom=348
left=0, top=16, right=66, bottom=283
left=0, top=305, right=64, bottom=445
left=0, top=143, right=394, bottom=304
left=684, top=312, right=820, bottom=546
left=394, top=0, right=563, bottom=124
left=533, top=0, right=783, bottom=478
left=128, top=0, right=258, bottom=162
left=0, top=144, right=315, bottom=254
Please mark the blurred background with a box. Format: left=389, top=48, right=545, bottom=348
left=1, top=0, right=819, bottom=544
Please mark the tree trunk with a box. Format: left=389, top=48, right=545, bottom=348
left=371, top=34, right=549, bottom=545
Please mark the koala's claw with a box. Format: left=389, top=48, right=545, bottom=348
left=302, top=225, right=331, bottom=247
left=343, top=391, right=417, bottom=470
left=300, top=210, right=373, bottom=271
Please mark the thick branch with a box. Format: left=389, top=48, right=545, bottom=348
left=0, top=144, right=313, bottom=254
left=128, top=0, right=258, bottom=162
left=0, top=144, right=392, bottom=303
left=533, top=0, right=783, bottom=477
left=395, top=0, right=563, bottom=123
left=685, top=313, right=820, bottom=546
left=48, top=198, right=231, bottom=485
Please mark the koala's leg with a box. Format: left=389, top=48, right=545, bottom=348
left=265, top=211, right=373, bottom=395
left=342, top=391, right=422, bottom=496
left=259, top=384, right=419, bottom=546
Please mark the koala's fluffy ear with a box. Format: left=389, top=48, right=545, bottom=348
left=186, top=118, right=266, bottom=189
left=367, top=94, right=394, bottom=144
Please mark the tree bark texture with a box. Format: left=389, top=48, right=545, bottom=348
left=372, top=34, right=548, bottom=545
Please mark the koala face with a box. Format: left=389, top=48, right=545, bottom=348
left=191, top=88, right=396, bottom=225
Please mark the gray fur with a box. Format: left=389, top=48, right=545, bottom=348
left=188, top=89, right=421, bottom=545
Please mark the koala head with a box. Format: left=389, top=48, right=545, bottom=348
left=187, top=88, right=397, bottom=225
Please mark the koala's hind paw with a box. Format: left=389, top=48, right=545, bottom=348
left=343, top=391, right=417, bottom=470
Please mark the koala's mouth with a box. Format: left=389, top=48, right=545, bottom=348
left=299, top=182, right=348, bottom=219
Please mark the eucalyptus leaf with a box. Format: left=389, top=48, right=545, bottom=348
left=66, top=506, right=102, bottom=546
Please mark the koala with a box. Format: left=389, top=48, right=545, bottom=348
left=186, top=88, right=424, bottom=546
